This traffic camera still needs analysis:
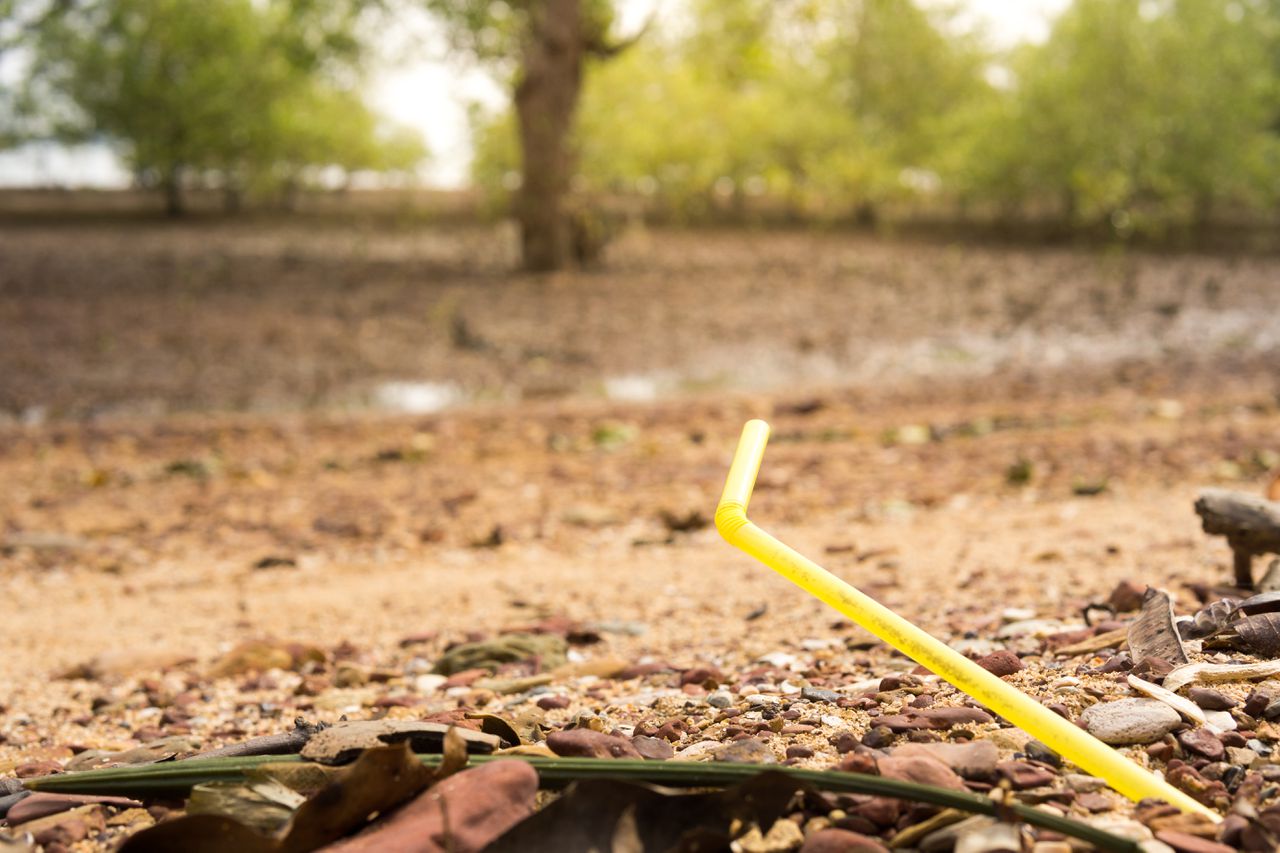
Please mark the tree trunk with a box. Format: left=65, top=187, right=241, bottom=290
left=514, top=0, right=583, bottom=272
left=163, top=165, right=186, bottom=217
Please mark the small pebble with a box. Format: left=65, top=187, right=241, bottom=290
left=1024, top=740, right=1061, bottom=767
left=707, top=691, right=733, bottom=709
left=1177, top=727, right=1225, bottom=761
left=1187, top=687, right=1236, bottom=711
left=801, top=686, right=841, bottom=704
left=1079, top=698, right=1181, bottom=745
left=975, top=650, right=1024, bottom=677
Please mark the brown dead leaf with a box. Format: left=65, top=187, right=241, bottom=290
left=1236, top=613, right=1280, bottom=657
left=1127, top=588, right=1188, bottom=665
left=120, top=744, right=437, bottom=853
left=1180, top=599, right=1240, bottom=640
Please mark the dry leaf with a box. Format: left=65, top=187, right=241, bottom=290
left=1235, top=613, right=1280, bottom=657
left=1127, top=588, right=1188, bottom=664
left=1237, top=591, right=1280, bottom=617
left=1179, top=599, right=1240, bottom=640
left=120, top=744, right=437, bottom=853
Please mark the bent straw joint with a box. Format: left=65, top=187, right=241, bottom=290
left=715, top=419, right=1218, bottom=820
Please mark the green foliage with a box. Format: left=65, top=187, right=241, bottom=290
left=469, top=0, right=1280, bottom=234
left=973, top=0, right=1280, bottom=230
left=471, top=0, right=995, bottom=221
left=24, top=0, right=426, bottom=203
left=424, top=0, right=618, bottom=61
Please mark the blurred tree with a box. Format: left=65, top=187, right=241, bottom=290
left=426, top=0, right=639, bottom=271
left=473, top=0, right=990, bottom=223
left=24, top=0, right=425, bottom=214
left=821, top=0, right=994, bottom=219
left=979, top=0, right=1279, bottom=232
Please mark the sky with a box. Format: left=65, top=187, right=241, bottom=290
left=0, top=0, right=1070, bottom=189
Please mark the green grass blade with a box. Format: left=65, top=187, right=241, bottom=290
left=25, top=753, right=1139, bottom=851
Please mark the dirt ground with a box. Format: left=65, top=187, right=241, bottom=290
left=3, top=220, right=1280, bottom=849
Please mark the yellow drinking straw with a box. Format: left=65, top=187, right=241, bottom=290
left=716, top=419, right=1218, bottom=819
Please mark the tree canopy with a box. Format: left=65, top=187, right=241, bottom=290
left=470, top=0, right=1280, bottom=234
left=22, top=0, right=426, bottom=211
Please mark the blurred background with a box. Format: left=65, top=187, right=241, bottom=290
left=1, top=0, right=1279, bottom=421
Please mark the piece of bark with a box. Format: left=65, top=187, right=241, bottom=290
left=1055, top=627, right=1128, bottom=657
left=1127, top=588, right=1188, bottom=665
left=300, top=721, right=501, bottom=765
left=193, top=718, right=326, bottom=760
left=1195, top=489, right=1280, bottom=588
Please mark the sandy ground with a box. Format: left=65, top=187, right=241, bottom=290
left=4, top=222, right=1280, bottom=848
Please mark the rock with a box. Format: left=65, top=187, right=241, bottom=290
left=1079, top=698, right=1182, bottom=745
left=981, top=729, right=1031, bottom=752
left=535, top=695, right=570, bottom=711
left=19, top=805, right=104, bottom=849
left=879, top=706, right=994, bottom=732
left=1024, top=740, right=1060, bottom=767
left=800, top=828, right=890, bottom=852
left=862, top=726, right=894, bottom=748
left=786, top=745, right=814, bottom=759
left=831, top=731, right=860, bottom=754
left=0, top=791, right=31, bottom=821
left=5, top=793, right=141, bottom=825
left=679, top=666, right=724, bottom=687
left=1187, top=688, right=1236, bottom=711
left=631, top=735, right=674, bottom=761
left=1153, top=830, right=1234, bottom=853
left=1109, top=580, right=1147, bottom=612
left=673, top=740, right=721, bottom=759
left=1064, top=773, right=1106, bottom=793
left=876, top=754, right=967, bottom=791
left=615, top=661, right=675, bottom=680
left=713, top=738, right=776, bottom=764
left=546, top=730, right=641, bottom=760
left=745, top=694, right=782, bottom=709
left=323, top=760, right=537, bottom=852
left=708, top=691, right=734, bottom=709
left=996, top=760, right=1056, bottom=789
left=732, top=819, right=804, bottom=852
left=14, top=760, right=63, bottom=778
left=802, top=686, right=842, bottom=704
left=852, top=798, right=901, bottom=832
left=887, top=741, right=998, bottom=781
left=975, top=651, right=1024, bottom=677
left=1226, top=746, right=1258, bottom=767
left=954, top=821, right=1023, bottom=853
left=1177, top=728, right=1225, bottom=761
left=1076, top=792, right=1114, bottom=813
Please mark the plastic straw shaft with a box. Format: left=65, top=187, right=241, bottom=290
left=715, top=419, right=1217, bottom=820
